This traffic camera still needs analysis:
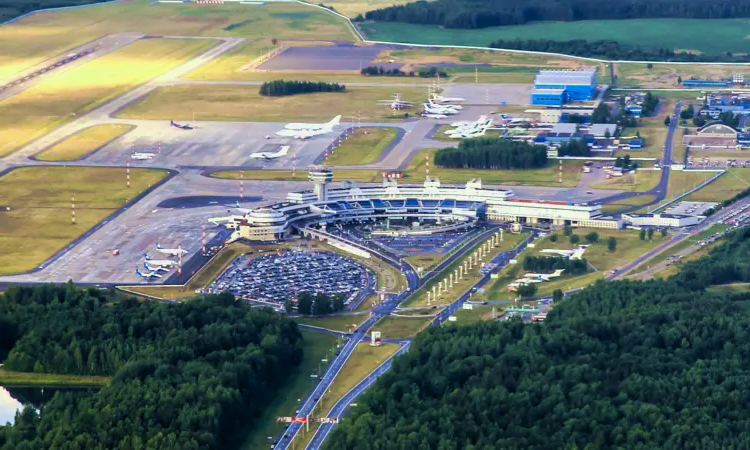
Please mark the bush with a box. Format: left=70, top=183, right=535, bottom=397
left=584, top=232, right=599, bottom=243
left=570, top=234, right=580, bottom=244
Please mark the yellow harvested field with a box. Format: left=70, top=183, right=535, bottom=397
left=0, top=1, right=355, bottom=81
left=0, top=166, right=168, bottom=275
left=117, top=84, right=426, bottom=123
left=35, top=124, right=132, bottom=161
left=0, top=38, right=215, bottom=157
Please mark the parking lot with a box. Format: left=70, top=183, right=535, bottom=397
left=664, top=201, right=719, bottom=216
left=207, top=250, right=370, bottom=305
left=369, top=232, right=469, bottom=255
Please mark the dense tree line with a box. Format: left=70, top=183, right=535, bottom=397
left=259, top=80, right=345, bottom=97
left=434, top=138, right=547, bottom=169
left=522, top=255, right=589, bottom=275
left=0, top=0, right=110, bottom=23
left=291, top=291, right=346, bottom=315
left=641, top=91, right=660, bottom=117
left=487, top=38, right=750, bottom=62
left=325, top=227, right=750, bottom=450
left=363, top=0, right=750, bottom=30
left=0, top=284, right=303, bottom=450
left=361, top=66, right=408, bottom=76
left=556, top=139, right=590, bottom=157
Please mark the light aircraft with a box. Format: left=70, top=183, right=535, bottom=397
left=429, top=93, right=465, bottom=103
left=144, top=254, right=178, bottom=267
left=130, top=152, right=155, bottom=160
left=284, top=115, right=340, bottom=131
left=250, top=146, right=290, bottom=160
left=136, top=268, right=162, bottom=280
left=144, top=263, right=169, bottom=273
left=524, top=269, right=565, bottom=281
left=170, top=120, right=194, bottom=130
left=276, top=127, right=334, bottom=139
left=156, top=243, right=187, bottom=257
left=376, top=93, right=414, bottom=110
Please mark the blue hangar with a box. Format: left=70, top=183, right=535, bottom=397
left=531, top=68, right=598, bottom=106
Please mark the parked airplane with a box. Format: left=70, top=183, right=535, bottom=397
left=130, top=152, right=155, bottom=160
left=250, top=146, right=290, bottom=160
left=156, top=243, right=187, bottom=256
left=524, top=269, right=565, bottom=281
left=429, top=93, right=465, bottom=103
left=451, top=115, right=487, bottom=128
left=448, top=127, right=488, bottom=139
left=376, top=93, right=414, bottom=110
left=144, top=254, right=178, bottom=267
left=423, top=113, right=448, bottom=119
left=284, top=115, right=340, bottom=131
left=276, top=127, right=334, bottom=139
left=426, top=100, right=462, bottom=110
left=170, top=120, right=194, bottom=130
left=144, top=263, right=169, bottom=273
left=136, top=268, right=162, bottom=280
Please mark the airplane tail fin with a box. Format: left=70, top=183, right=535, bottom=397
left=328, top=115, right=341, bottom=127
left=235, top=201, right=241, bottom=209
left=156, top=243, right=162, bottom=249
left=136, top=268, right=144, bottom=277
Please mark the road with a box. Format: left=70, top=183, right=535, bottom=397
left=300, top=230, right=537, bottom=450
left=592, top=100, right=682, bottom=214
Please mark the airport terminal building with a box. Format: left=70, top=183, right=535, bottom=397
left=214, top=169, right=621, bottom=241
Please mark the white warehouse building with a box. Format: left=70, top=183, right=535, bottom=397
left=215, top=169, right=622, bottom=241
left=622, top=213, right=705, bottom=228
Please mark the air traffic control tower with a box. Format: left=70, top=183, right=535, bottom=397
left=309, top=168, right=334, bottom=201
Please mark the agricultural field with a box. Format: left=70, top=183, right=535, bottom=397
left=0, top=166, right=168, bottom=275
left=117, top=85, right=424, bottom=123
left=0, top=38, right=215, bottom=157
left=0, top=0, right=355, bottom=81
left=360, top=18, right=750, bottom=55
left=475, top=228, right=667, bottom=301
left=34, top=124, right=132, bottom=161
left=324, top=127, right=398, bottom=165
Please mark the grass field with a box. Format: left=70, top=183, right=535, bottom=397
left=402, top=231, right=529, bottom=308
left=707, top=283, right=750, bottom=294
left=617, top=63, right=750, bottom=88
left=360, top=19, right=750, bottom=55
left=590, top=171, right=661, bottom=192
left=34, top=124, right=132, bottom=161
left=0, top=166, right=168, bottom=275
left=666, top=170, right=720, bottom=201
left=0, top=38, right=215, bottom=157
left=370, top=316, right=431, bottom=338
left=685, top=169, right=750, bottom=203
left=476, top=228, right=667, bottom=301
left=118, top=85, right=424, bottom=123
left=213, top=149, right=583, bottom=186
left=600, top=195, right=656, bottom=213
left=122, top=242, right=256, bottom=300
left=0, top=369, right=110, bottom=387
left=324, top=127, right=398, bottom=165
left=240, top=330, right=340, bottom=450
left=450, top=304, right=504, bottom=325
left=295, top=314, right=369, bottom=332
left=0, top=1, right=355, bottom=81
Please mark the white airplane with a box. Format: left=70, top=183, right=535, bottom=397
left=276, top=127, right=334, bottom=140
left=424, top=105, right=459, bottom=116
left=423, top=113, right=448, bottom=119
left=144, top=254, right=178, bottom=267
left=284, top=115, right=341, bottom=131
left=429, top=93, right=465, bottom=103
left=144, top=263, right=169, bottom=273
left=377, top=93, right=414, bottom=110
left=155, top=243, right=187, bottom=257
left=524, top=269, right=566, bottom=281
left=426, top=100, right=462, bottom=110
left=136, top=268, right=162, bottom=280
left=445, top=120, right=493, bottom=136
left=451, top=115, right=487, bottom=128
left=131, top=152, right=155, bottom=160
left=449, top=127, right=488, bottom=139
left=250, top=146, right=290, bottom=160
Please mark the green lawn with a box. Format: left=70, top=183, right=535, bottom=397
left=600, top=195, right=656, bottom=213
left=324, top=127, right=398, bottom=166
left=35, top=124, right=132, bottom=161
left=0, top=38, right=216, bottom=157
left=370, top=316, right=431, bottom=338
left=0, top=369, right=110, bottom=387
left=117, top=85, right=424, bottom=123
left=666, top=170, right=721, bottom=202
left=295, top=314, right=368, bottom=332
left=477, top=228, right=667, bottom=301
left=361, top=18, right=750, bottom=54
left=239, top=330, right=340, bottom=450
left=685, top=169, right=750, bottom=203
left=450, top=304, right=504, bottom=325
left=0, top=166, right=168, bottom=275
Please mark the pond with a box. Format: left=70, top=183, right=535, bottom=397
left=0, top=386, right=97, bottom=424
left=0, top=387, right=23, bottom=424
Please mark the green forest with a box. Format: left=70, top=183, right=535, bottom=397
left=259, top=80, right=345, bottom=97
left=0, top=286, right=304, bottom=449
left=0, top=1, right=109, bottom=23
left=362, top=0, right=750, bottom=29
left=324, top=227, right=750, bottom=449
left=434, top=138, right=548, bottom=170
